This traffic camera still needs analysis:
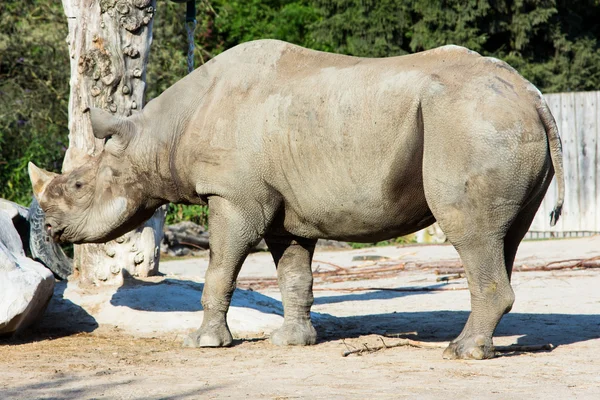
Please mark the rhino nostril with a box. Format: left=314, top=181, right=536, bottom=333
left=45, top=223, right=52, bottom=235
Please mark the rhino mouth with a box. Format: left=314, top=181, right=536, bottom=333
left=46, top=223, right=66, bottom=243
left=53, top=229, right=65, bottom=243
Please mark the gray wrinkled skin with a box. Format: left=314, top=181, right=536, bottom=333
left=29, top=40, right=564, bottom=360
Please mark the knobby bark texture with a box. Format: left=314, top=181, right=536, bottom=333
left=62, top=0, right=164, bottom=285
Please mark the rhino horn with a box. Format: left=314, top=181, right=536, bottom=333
left=89, top=107, right=136, bottom=143
left=28, top=162, right=58, bottom=201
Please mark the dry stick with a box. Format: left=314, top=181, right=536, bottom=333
left=238, top=255, right=600, bottom=290
left=435, top=255, right=600, bottom=275
left=312, top=259, right=349, bottom=271
left=238, top=263, right=409, bottom=289
left=495, top=343, right=554, bottom=353
left=342, top=337, right=554, bottom=357
left=313, top=286, right=467, bottom=292
left=342, top=338, right=446, bottom=357
left=436, top=273, right=465, bottom=282
left=313, top=263, right=406, bottom=277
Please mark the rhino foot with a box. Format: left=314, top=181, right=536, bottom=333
left=442, top=335, right=495, bottom=360
left=183, top=325, right=233, bottom=348
left=270, top=321, right=317, bottom=346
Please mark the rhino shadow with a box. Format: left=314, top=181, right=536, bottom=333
left=109, top=277, right=599, bottom=349
left=318, top=310, right=600, bottom=348
left=313, top=286, right=439, bottom=305
left=110, top=275, right=434, bottom=313
left=109, top=275, right=286, bottom=316
left=0, top=281, right=99, bottom=344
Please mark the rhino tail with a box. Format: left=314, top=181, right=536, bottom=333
left=537, top=101, right=564, bottom=226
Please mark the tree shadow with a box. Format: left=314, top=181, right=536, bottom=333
left=0, top=281, right=98, bottom=344
left=0, top=374, right=225, bottom=400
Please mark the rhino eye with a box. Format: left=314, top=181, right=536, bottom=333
left=74, top=181, right=83, bottom=189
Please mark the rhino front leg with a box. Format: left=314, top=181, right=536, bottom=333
left=266, top=236, right=318, bottom=346
left=184, top=197, right=264, bottom=348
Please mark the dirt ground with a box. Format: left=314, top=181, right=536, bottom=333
left=1, top=237, right=600, bottom=399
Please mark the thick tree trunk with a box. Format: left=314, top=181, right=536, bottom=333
left=62, top=0, right=164, bottom=285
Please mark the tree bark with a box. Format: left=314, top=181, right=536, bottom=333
left=62, top=0, right=164, bottom=285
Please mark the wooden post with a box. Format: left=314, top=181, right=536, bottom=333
left=62, top=0, right=164, bottom=285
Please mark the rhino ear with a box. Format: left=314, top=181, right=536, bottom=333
left=89, top=108, right=136, bottom=144
left=28, top=162, right=59, bottom=201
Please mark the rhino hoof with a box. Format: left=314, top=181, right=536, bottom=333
left=442, top=335, right=494, bottom=360
left=270, top=321, right=317, bottom=346
left=183, top=328, right=233, bottom=348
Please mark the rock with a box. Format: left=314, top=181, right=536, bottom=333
left=0, top=199, right=30, bottom=253
left=0, top=211, right=54, bottom=336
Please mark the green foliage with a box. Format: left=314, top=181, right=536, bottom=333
left=147, top=0, right=321, bottom=99
left=350, top=235, right=417, bottom=249
left=311, top=0, right=600, bottom=92
left=0, top=0, right=69, bottom=205
left=165, top=203, right=209, bottom=227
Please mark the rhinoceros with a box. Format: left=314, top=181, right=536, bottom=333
left=29, top=39, right=564, bottom=359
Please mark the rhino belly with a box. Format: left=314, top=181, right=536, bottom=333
left=275, top=172, right=435, bottom=242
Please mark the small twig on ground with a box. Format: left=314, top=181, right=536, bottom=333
left=312, top=259, right=348, bottom=272
left=342, top=339, right=357, bottom=354
left=379, top=337, right=389, bottom=349
left=342, top=338, right=447, bottom=356
left=383, top=331, right=418, bottom=337
left=313, top=286, right=467, bottom=293
left=342, top=336, right=554, bottom=357
left=495, top=343, right=554, bottom=353
left=436, top=273, right=465, bottom=282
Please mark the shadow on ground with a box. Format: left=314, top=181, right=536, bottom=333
left=108, top=276, right=599, bottom=348
left=0, top=282, right=98, bottom=344
left=5, top=277, right=598, bottom=350
left=0, top=374, right=224, bottom=400
left=318, top=311, right=600, bottom=347
left=109, top=275, right=285, bottom=316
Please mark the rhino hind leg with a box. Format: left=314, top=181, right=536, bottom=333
left=503, top=175, right=552, bottom=281
left=266, top=236, right=318, bottom=346
left=424, top=177, right=525, bottom=359
left=441, top=235, right=514, bottom=360
left=184, top=197, right=266, bottom=348
left=444, top=186, right=546, bottom=360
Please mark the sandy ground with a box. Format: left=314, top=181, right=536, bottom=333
left=1, top=237, right=599, bottom=399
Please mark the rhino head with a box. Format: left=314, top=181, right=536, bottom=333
left=28, top=108, right=162, bottom=244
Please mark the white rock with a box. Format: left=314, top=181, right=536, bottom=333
left=0, top=199, right=29, bottom=221
left=0, top=212, right=54, bottom=336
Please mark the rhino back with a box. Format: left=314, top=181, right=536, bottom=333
left=168, top=40, right=544, bottom=240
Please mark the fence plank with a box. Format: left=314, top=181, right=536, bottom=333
left=596, top=91, right=600, bottom=232
left=527, top=90, right=600, bottom=237
left=560, top=92, right=581, bottom=232
left=531, top=93, right=560, bottom=232
left=576, top=92, right=597, bottom=231
left=546, top=93, right=564, bottom=233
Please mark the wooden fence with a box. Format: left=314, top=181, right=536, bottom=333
left=528, top=91, right=600, bottom=237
